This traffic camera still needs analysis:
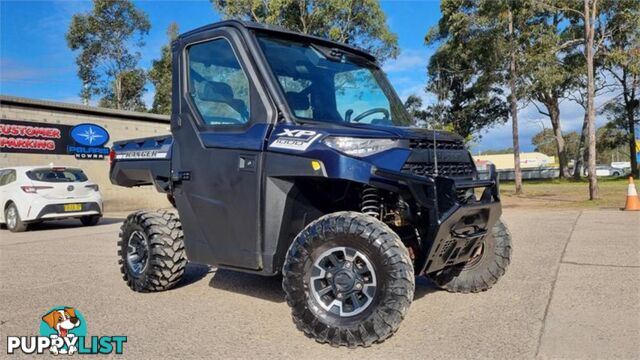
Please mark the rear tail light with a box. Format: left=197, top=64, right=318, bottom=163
left=21, top=186, right=53, bottom=193
left=109, top=149, right=116, bottom=165
left=85, top=184, right=99, bottom=191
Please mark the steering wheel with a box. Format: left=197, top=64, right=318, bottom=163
left=350, top=108, right=390, bottom=123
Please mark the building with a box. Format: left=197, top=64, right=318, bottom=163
left=473, top=152, right=556, bottom=170
left=0, top=95, right=171, bottom=211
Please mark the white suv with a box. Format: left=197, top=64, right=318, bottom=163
left=0, top=166, right=103, bottom=232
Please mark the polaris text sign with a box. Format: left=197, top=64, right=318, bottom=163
left=67, top=123, right=110, bottom=160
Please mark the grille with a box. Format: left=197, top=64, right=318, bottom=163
left=402, top=162, right=476, bottom=178
left=409, top=139, right=465, bottom=150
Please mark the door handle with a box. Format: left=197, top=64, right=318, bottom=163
left=171, top=171, right=191, bottom=183
left=238, top=155, right=256, bottom=172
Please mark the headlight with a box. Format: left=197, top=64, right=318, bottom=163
left=323, top=137, right=400, bottom=157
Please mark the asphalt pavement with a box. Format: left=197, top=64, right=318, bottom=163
left=0, top=209, right=638, bottom=359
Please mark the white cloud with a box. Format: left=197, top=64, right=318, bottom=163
left=383, top=49, right=431, bottom=73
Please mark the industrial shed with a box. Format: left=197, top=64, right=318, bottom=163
left=0, top=95, right=171, bottom=211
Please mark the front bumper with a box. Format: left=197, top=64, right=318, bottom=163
left=372, top=165, right=502, bottom=274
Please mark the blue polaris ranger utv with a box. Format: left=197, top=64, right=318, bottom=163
left=110, top=20, right=511, bottom=347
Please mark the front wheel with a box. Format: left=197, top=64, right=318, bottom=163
left=427, top=219, right=512, bottom=293
left=118, top=210, right=187, bottom=292
left=282, top=212, right=414, bottom=347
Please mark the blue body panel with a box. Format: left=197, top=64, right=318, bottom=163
left=265, top=124, right=413, bottom=184
left=200, top=123, right=271, bottom=151
left=112, top=123, right=454, bottom=183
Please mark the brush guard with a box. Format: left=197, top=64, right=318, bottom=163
left=371, top=164, right=502, bottom=275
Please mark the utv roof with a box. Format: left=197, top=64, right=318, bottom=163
left=178, top=19, right=377, bottom=62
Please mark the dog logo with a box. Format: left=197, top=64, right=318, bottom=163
left=40, top=307, right=85, bottom=355
left=6, top=306, right=127, bottom=356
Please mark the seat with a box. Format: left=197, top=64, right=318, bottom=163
left=198, top=80, right=249, bottom=119
left=285, top=91, right=310, bottom=111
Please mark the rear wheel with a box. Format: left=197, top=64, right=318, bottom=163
left=427, top=219, right=512, bottom=293
left=80, top=214, right=101, bottom=226
left=282, top=211, right=414, bottom=347
left=5, top=203, right=27, bottom=232
left=118, top=210, right=187, bottom=292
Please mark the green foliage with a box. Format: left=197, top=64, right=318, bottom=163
left=66, top=0, right=150, bottom=110
left=531, top=128, right=580, bottom=160
left=521, top=5, right=578, bottom=104
left=211, top=0, right=399, bottom=61
left=596, top=124, right=630, bottom=164
left=403, top=94, right=473, bottom=142
left=600, top=98, right=639, bottom=152
left=600, top=0, right=640, bottom=175
left=403, top=94, right=428, bottom=123
left=481, top=148, right=514, bottom=155
left=424, top=0, right=511, bottom=139
left=97, top=68, right=147, bottom=112
left=148, top=23, right=179, bottom=115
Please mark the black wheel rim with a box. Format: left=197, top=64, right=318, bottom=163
left=126, top=230, right=149, bottom=275
left=463, top=242, right=485, bottom=270
left=309, top=247, right=377, bottom=317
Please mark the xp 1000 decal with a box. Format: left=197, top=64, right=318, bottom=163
left=269, top=129, right=322, bottom=152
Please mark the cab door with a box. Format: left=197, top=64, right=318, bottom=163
left=171, top=27, right=274, bottom=270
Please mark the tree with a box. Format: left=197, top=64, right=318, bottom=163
left=481, top=147, right=514, bottom=155
left=506, top=3, right=523, bottom=194
left=595, top=124, right=630, bottom=165
left=403, top=93, right=474, bottom=143
left=97, top=69, right=147, bottom=112
left=532, top=128, right=560, bottom=156
left=424, top=2, right=510, bottom=139
left=426, top=0, right=526, bottom=191
left=561, top=50, right=609, bottom=179
left=532, top=128, right=580, bottom=162
left=601, top=99, right=639, bottom=166
left=149, top=23, right=179, bottom=115
left=601, top=1, right=640, bottom=177
left=582, top=0, right=599, bottom=198
left=403, top=94, right=428, bottom=126
left=538, top=0, right=634, bottom=198
left=522, top=5, right=581, bottom=179
left=211, top=0, right=399, bottom=62
left=66, top=0, right=150, bottom=110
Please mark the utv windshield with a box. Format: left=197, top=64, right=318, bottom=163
left=257, top=35, right=413, bottom=127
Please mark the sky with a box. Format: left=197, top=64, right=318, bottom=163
left=0, top=0, right=615, bottom=152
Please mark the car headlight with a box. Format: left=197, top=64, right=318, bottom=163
left=323, top=137, right=401, bottom=157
